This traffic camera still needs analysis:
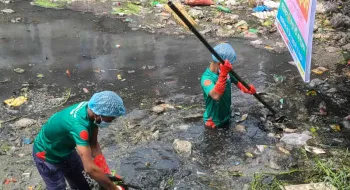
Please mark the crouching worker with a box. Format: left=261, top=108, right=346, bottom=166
left=33, top=91, right=126, bottom=190
left=201, top=43, right=256, bottom=129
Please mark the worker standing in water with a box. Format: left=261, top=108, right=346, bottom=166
left=33, top=91, right=127, bottom=190
left=200, top=43, right=256, bottom=128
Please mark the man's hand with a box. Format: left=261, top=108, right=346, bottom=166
left=219, top=60, right=233, bottom=75
left=76, top=146, right=119, bottom=190
left=213, top=60, right=233, bottom=97
left=237, top=82, right=256, bottom=94
left=94, top=154, right=127, bottom=190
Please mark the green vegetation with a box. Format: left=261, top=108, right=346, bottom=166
left=112, top=3, right=141, bottom=15
left=250, top=149, right=350, bottom=190
left=32, top=0, right=66, bottom=9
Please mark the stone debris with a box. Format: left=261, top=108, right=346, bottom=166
left=151, top=130, right=160, bottom=140
left=235, top=124, right=246, bottom=133
left=12, top=118, right=37, bottom=129
left=177, top=124, right=190, bottom=131
left=1, top=8, right=14, bottom=14
left=173, top=139, right=192, bottom=157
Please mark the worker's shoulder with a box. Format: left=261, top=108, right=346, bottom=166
left=55, top=102, right=89, bottom=125
left=201, top=69, right=216, bottom=82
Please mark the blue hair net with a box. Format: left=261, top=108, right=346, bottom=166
left=88, top=91, right=126, bottom=117
left=212, top=43, right=236, bottom=64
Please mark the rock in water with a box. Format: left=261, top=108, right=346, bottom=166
left=178, top=124, right=190, bottom=131
left=188, top=9, right=203, bottom=18
left=173, top=139, right=192, bottom=157
left=342, top=43, right=350, bottom=52
left=330, top=13, right=350, bottom=29
left=152, top=105, right=165, bottom=114
left=325, top=46, right=340, bottom=53
left=12, top=118, right=36, bottom=129
left=269, top=159, right=281, bottom=170
left=309, top=78, right=324, bottom=88
left=152, top=130, right=160, bottom=140
left=235, top=124, right=246, bottom=133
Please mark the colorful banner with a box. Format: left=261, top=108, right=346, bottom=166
left=275, top=0, right=317, bottom=82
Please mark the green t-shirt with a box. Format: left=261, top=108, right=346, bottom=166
left=33, top=101, right=95, bottom=163
left=200, top=68, right=237, bottom=127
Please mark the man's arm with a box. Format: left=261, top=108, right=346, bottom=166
left=76, top=145, right=117, bottom=190
left=202, top=60, right=233, bottom=101
left=90, top=126, right=102, bottom=157
left=229, top=72, right=257, bottom=94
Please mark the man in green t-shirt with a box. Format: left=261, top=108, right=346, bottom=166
left=200, top=43, right=256, bottom=128
left=33, top=91, right=126, bottom=190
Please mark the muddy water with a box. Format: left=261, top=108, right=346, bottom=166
left=0, top=2, right=302, bottom=190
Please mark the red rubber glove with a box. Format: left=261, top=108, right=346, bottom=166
left=237, top=82, right=256, bottom=94
left=93, top=154, right=111, bottom=174
left=213, top=60, right=233, bottom=95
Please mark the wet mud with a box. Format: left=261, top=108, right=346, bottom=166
left=0, top=1, right=349, bottom=190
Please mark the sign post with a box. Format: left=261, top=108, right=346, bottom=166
left=275, top=0, right=317, bottom=82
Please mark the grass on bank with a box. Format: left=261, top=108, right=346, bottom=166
left=250, top=149, right=350, bottom=190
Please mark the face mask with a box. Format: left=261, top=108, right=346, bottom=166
left=94, top=115, right=111, bottom=128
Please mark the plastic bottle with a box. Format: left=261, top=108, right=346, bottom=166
left=217, top=5, right=231, bottom=13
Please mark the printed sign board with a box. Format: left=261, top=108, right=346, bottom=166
left=275, top=0, right=317, bottom=82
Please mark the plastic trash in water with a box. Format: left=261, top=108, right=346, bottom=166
left=4, top=96, right=28, bottom=107
left=66, top=69, right=71, bottom=77
left=23, top=137, right=31, bottom=145
left=279, top=98, right=284, bottom=108
left=306, top=90, right=317, bottom=96
left=273, top=74, right=285, bottom=83
left=252, top=10, right=277, bottom=19
left=280, top=132, right=312, bottom=146
left=311, top=67, right=329, bottom=75
left=217, top=5, right=231, bottom=13
left=249, top=28, right=258, bottom=33
left=253, top=5, right=271, bottom=12
left=151, top=1, right=160, bottom=6
left=263, top=0, right=280, bottom=9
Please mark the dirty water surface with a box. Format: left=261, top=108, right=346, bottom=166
left=1, top=1, right=349, bottom=190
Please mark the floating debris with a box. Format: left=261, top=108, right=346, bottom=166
left=278, top=146, right=290, bottom=155
left=1, top=8, right=14, bottom=14
left=252, top=10, right=277, bottom=20
left=4, top=96, right=27, bottom=107
left=83, top=88, right=89, bottom=93
left=66, top=69, right=71, bottom=77
left=330, top=124, right=341, bottom=132
left=305, top=146, right=326, bottom=154
left=311, top=67, right=329, bottom=75
left=236, top=113, right=248, bottom=123
left=13, top=68, right=25, bottom=74
left=36, top=73, right=44, bottom=78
